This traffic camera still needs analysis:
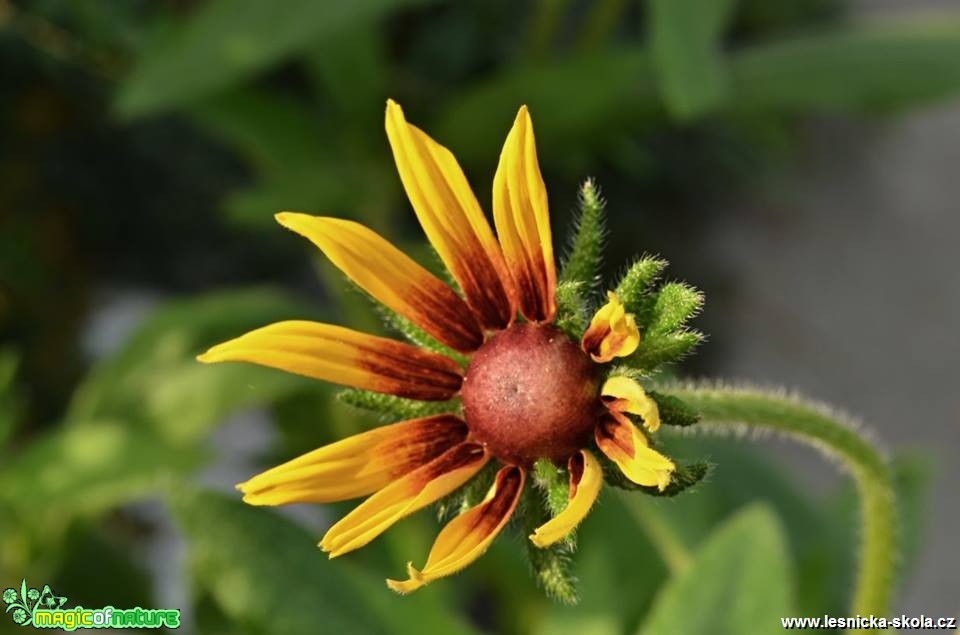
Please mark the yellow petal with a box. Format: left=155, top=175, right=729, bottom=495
left=492, top=106, right=556, bottom=323
left=529, top=450, right=603, bottom=548
left=197, top=320, right=462, bottom=401
left=601, top=375, right=661, bottom=432
left=320, top=443, right=488, bottom=558
left=237, top=415, right=468, bottom=505
left=275, top=213, right=483, bottom=352
left=595, top=414, right=675, bottom=491
left=385, top=100, right=517, bottom=331
left=387, top=465, right=524, bottom=594
left=581, top=291, right=640, bottom=363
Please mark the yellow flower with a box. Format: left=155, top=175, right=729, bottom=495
left=198, top=100, right=675, bottom=594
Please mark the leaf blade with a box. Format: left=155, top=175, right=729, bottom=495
left=639, top=504, right=795, bottom=635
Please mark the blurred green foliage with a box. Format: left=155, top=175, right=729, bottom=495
left=0, top=0, right=951, bottom=632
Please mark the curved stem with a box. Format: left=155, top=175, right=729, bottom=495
left=662, top=385, right=897, bottom=624
left=618, top=492, right=693, bottom=576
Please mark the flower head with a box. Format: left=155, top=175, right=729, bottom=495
left=200, top=101, right=704, bottom=597
left=26, top=588, right=39, bottom=601
left=2, top=588, right=16, bottom=604
left=12, top=608, right=27, bottom=624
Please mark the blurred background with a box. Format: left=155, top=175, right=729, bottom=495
left=1, top=0, right=957, bottom=633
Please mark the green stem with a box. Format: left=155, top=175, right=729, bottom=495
left=618, top=492, right=692, bottom=576
left=662, top=385, right=897, bottom=627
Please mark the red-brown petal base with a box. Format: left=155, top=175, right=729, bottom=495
left=460, top=323, right=601, bottom=465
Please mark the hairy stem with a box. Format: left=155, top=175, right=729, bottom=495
left=662, top=385, right=896, bottom=625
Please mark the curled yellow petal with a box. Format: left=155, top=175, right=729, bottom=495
left=601, top=375, right=661, bottom=432
left=493, top=106, right=556, bottom=323
left=529, top=450, right=602, bottom=548
left=197, top=320, right=462, bottom=401
left=595, top=414, right=674, bottom=491
left=386, top=465, right=525, bottom=594
left=237, top=415, right=468, bottom=506
left=275, top=213, right=483, bottom=353
left=581, top=291, right=640, bottom=363
left=385, top=100, right=517, bottom=331
left=319, top=443, right=488, bottom=558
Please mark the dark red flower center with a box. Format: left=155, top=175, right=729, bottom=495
left=460, top=323, right=602, bottom=465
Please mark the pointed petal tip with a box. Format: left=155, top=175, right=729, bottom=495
left=196, top=346, right=227, bottom=364
left=317, top=531, right=350, bottom=560
left=238, top=490, right=272, bottom=506
left=317, top=541, right=338, bottom=558
left=274, top=211, right=306, bottom=229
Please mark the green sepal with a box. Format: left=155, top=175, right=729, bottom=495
left=648, top=390, right=701, bottom=427
left=603, top=459, right=711, bottom=498
left=553, top=281, right=588, bottom=340
left=377, top=308, right=470, bottom=367
left=626, top=330, right=705, bottom=372
left=559, top=178, right=606, bottom=290
left=434, top=461, right=498, bottom=523
left=519, top=486, right=579, bottom=605
left=613, top=256, right=667, bottom=315
left=345, top=279, right=469, bottom=366
left=336, top=389, right=459, bottom=422
left=644, top=282, right=704, bottom=337
left=532, top=458, right=571, bottom=523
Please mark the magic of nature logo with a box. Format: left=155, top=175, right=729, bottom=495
left=3, top=580, right=180, bottom=631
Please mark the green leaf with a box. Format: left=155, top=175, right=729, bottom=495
left=117, top=0, right=430, bottom=118
left=645, top=436, right=852, bottom=616
left=613, top=257, right=667, bottom=315
left=890, top=453, right=935, bottom=579
left=53, top=524, right=153, bottom=610
left=223, top=164, right=369, bottom=228
left=0, top=421, right=203, bottom=522
left=189, top=88, right=329, bottom=172
left=141, top=362, right=315, bottom=444
left=559, top=178, right=606, bottom=289
left=639, top=504, right=794, bottom=635
left=648, top=0, right=736, bottom=120
left=731, top=16, right=960, bottom=114
left=67, top=288, right=317, bottom=441
left=170, top=489, right=478, bottom=635
left=438, top=48, right=659, bottom=166
left=304, top=25, right=386, bottom=125
left=644, top=282, right=704, bottom=336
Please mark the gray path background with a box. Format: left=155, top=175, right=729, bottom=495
left=702, top=102, right=959, bottom=619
